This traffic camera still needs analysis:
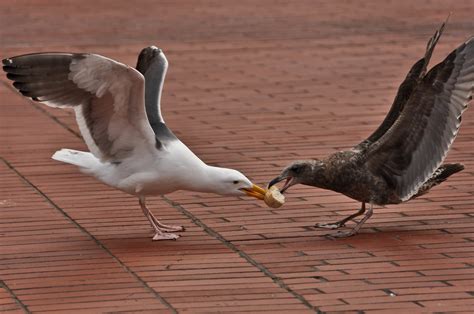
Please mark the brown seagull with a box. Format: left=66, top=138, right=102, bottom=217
left=268, top=22, right=473, bottom=238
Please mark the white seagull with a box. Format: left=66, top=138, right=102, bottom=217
left=3, top=47, right=267, bottom=240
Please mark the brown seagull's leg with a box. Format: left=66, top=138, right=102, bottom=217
left=138, top=196, right=183, bottom=240
left=315, top=202, right=366, bottom=229
left=329, top=203, right=374, bottom=238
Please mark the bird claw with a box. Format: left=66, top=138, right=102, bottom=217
left=160, top=225, right=185, bottom=232
left=325, top=230, right=356, bottom=239
left=152, top=233, right=180, bottom=241
left=315, top=222, right=345, bottom=230
left=176, top=225, right=186, bottom=232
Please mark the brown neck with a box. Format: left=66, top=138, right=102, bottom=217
left=299, top=160, right=331, bottom=190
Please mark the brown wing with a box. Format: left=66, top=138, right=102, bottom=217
left=365, top=37, right=474, bottom=201
left=355, top=21, right=446, bottom=151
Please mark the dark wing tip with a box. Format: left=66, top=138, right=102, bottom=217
left=5, top=72, right=18, bottom=81
left=19, top=89, right=31, bottom=97
left=12, top=81, right=22, bottom=88
left=421, top=18, right=450, bottom=77
left=2, top=58, right=13, bottom=66
left=136, top=46, right=164, bottom=75
left=2, top=58, right=17, bottom=76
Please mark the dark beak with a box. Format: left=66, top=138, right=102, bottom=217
left=268, top=175, right=295, bottom=193
left=268, top=175, right=285, bottom=189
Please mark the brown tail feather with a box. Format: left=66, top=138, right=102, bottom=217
left=412, top=163, right=464, bottom=198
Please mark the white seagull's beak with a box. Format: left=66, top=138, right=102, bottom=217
left=240, top=184, right=267, bottom=200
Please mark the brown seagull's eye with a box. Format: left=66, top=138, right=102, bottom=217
left=290, top=165, right=301, bottom=173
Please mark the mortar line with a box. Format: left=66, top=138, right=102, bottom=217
left=1, top=157, right=178, bottom=314
left=1, top=280, right=30, bottom=314
left=161, top=195, right=318, bottom=312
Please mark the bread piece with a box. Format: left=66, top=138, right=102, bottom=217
left=264, top=186, right=285, bottom=208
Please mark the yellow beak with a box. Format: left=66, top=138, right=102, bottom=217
left=241, top=184, right=267, bottom=200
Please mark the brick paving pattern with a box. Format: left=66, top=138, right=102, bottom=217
left=1, top=0, right=473, bottom=313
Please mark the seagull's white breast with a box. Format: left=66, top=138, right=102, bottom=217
left=93, top=140, right=206, bottom=196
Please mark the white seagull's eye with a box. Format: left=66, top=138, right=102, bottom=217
left=233, top=180, right=239, bottom=184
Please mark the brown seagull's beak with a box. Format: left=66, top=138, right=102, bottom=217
left=268, top=175, right=296, bottom=193
left=240, top=184, right=267, bottom=200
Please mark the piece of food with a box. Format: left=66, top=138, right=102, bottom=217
left=264, top=186, right=285, bottom=208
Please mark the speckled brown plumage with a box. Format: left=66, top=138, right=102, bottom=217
left=269, top=21, right=473, bottom=237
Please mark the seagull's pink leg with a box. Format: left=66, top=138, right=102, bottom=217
left=328, top=203, right=374, bottom=238
left=139, top=196, right=183, bottom=240
left=316, top=202, right=366, bottom=229
left=149, top=215, right=185, bottom=232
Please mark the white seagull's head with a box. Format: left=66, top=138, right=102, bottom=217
left=200, top=166, right=266, bottom=199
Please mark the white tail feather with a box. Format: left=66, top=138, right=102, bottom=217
left=52, top=149, right=100, bottom=170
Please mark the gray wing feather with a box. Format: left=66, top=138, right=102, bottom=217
left=355, top=21, right=446, bottom=151
left=366, top=37, right=474, bottom=201
left=135, top=46, right=178, bottom=147
left=3, top=52, right=156, bottom=161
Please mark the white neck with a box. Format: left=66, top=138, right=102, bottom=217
left=182, top=164, right=230, bottom=195
left=163, top=140, right=246, bottom=196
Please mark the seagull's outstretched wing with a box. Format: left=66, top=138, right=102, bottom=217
left=365, top=37, right=474, bottom=201
left=3, top=53, right=156, bottom=161
left=135, top=46, right=177, bottom=148
left=355, top=21, right=446, bottom=151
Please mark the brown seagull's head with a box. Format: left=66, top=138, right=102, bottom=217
left=268, top=160, right=319, bottom=193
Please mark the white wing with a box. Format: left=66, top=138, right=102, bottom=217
left=3, top=53, right=157, bottom=161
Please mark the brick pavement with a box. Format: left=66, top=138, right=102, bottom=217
left=1, top=0, right=473, bottom=312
